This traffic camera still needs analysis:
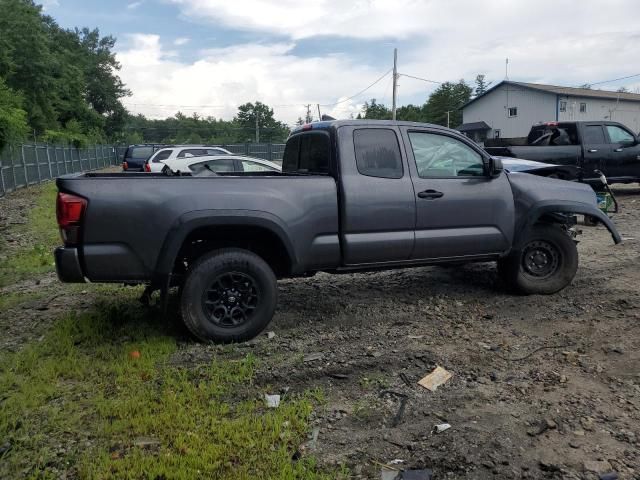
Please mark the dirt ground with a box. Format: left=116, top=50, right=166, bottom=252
left=2, top=184, right=640, bottom=479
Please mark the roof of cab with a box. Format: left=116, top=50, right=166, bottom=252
left=290, top=119, right=455, bottom=135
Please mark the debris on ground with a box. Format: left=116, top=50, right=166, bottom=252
left=133, top=437, right=160, bottom=448
left=264, top=394, right=280, bottom=408
left=303, top=352, right=324, bottom=362
left=266, top=331, right=276, bottom=339
left=433, top=423, right=451, bottom=434
left=417, top=366, right=453, bottom=392
left=381, top=468, right=434, bottom=480
left=583, top=460, right=613, bottom=475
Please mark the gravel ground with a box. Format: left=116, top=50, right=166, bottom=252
left=2, top=182, right=640, bottom=479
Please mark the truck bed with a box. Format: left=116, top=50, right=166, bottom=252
left=57, top=173, right=341, bottom=281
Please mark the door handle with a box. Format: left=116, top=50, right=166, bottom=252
left=417, top=189, right=444, bottom=199
left=588, top=149, right=598, bottom=153
left=614, top=148, right=623, bottom=152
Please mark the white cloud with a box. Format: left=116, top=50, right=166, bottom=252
left=174, top=37, right=190, bottom=46
left=117, top=34, right=390, bottom=123
left=118, top=1, right=640, bottom=123
left=127, top=1, right=143, bottom=10
left=39, top=0, right=59, bottom=10
left=170, top=0, right=640, bottom=41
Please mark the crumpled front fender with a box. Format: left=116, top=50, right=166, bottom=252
left=515, top=200, right=622, bottom=248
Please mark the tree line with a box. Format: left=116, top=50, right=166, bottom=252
left=357, top=75, right=491, bottom=127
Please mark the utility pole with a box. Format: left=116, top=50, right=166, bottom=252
left=317, top=103, right=322, bottom=121
left=255, top=112, right=259, bottom=143
left=392, top=48, right=398, bottom=120
left=304, top=104, right=312, bottom=124
left=446, top=111, right=451, bottom=128
left=505, top=58, right=509, bottom=80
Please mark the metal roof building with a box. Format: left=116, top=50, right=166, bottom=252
left=459, top=81, right=640, bottom=142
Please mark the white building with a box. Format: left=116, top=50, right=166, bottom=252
left=459, top=81, right=640, bottom=142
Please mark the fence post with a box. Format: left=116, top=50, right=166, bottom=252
left=244, top=143, right=249, bottom=156
left=267, top=143, right=273, bottom=161
left=0, top=152, right=6, bottom=196
left=46, top=144, right=53, bottom=179
left=62, top=146, right=67, bottom=174
left=21, top=145, right=28, bottom=187
left=34, top=145, right=42, bottom=182
left=11, top=145, right=17, bottom=190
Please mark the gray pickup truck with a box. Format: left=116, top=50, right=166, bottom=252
left=55, top=120, right=621, bottom=342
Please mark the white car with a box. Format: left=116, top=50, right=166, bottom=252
left=145, top=146, right=233, bottom=172
left=161, top=155, right=282, bottom=174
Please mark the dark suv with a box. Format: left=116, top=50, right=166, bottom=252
left=122, top=144, right=168, bottom=171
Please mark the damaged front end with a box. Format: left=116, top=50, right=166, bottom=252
left=506, top=171, right=622, bottom=247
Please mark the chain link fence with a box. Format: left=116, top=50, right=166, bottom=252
left=0, top=143, right=125, bottom=197
left=0, top=143, right=286, bottom=197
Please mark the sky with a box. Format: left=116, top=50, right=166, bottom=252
left=41, top=0, right=640, bottom=125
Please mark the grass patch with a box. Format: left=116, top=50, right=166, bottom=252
left=0, top=291, right=43, bottom=313
left=0, top=182, right=59, bottom=287
left=0, top=293, right=340, bottom=479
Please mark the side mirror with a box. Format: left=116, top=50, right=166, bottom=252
left=489, top=157, right=503, bottom=177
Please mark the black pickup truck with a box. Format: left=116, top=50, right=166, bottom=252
left=55, top=120, right=620, bottom=342
left=485, top=121, right=640, bottom=184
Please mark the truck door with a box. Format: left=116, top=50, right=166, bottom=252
left=338, top=126, right=416, bottom=265
left=603, top=124, right=640, bottom=181
left=400, top=127, right=514, bottom=260
left=580, top=123, right=611, bottom=181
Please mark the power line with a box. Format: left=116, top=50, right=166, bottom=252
left=399, top=73, right=442, bottom=84
left=320, top=68, right=393, bottom=107
left=585, top=73, right=640, bottom=87
left=122, top=102, right=306, bottom=109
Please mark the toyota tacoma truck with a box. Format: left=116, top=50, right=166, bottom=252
left=484, top=121, right=640, bottom=185
left=55, top=120, right=621, bottom=342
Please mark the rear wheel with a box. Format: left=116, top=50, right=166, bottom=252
left=181, top=248, right=277, bottom=342
left=498, top=224, right=578, bottom=295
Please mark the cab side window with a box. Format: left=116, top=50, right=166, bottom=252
left=353, top=128, right=403, bottom=179
left=606, top=125, right=635, bottom=144
left=408, top=132, right=484, bottom=178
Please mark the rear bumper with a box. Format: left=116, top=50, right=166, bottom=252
left=54, top=247, right=85, bottom=283
left=124, top=160, right=145, bottom=171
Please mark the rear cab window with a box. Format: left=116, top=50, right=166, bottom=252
left=283, top=132, right=330, bottom=174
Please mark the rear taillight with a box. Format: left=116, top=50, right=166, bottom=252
left=122, top=161, right=128, bottom=170
left=57, top=193, right=87, bottom=245
left=144, top=162, right=151, bottom=172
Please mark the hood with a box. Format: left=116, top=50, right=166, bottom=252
left=499, top=156, right=581, bottom=180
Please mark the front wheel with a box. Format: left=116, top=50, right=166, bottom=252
left=498, top=224, right=578, bottom=295
left=181, top=248, right=277, bottom=342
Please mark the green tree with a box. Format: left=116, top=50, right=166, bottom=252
left=0, top=0, right=129, bottom=141
left=0, top=77, right=29, bottom=149
left=474, top=74, right=491, bottom=97
left=360, top=99, right=391, bottom=119
left=235, top=102, right=289, bottom=142
left=423, top=80, right=472, bottom=127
